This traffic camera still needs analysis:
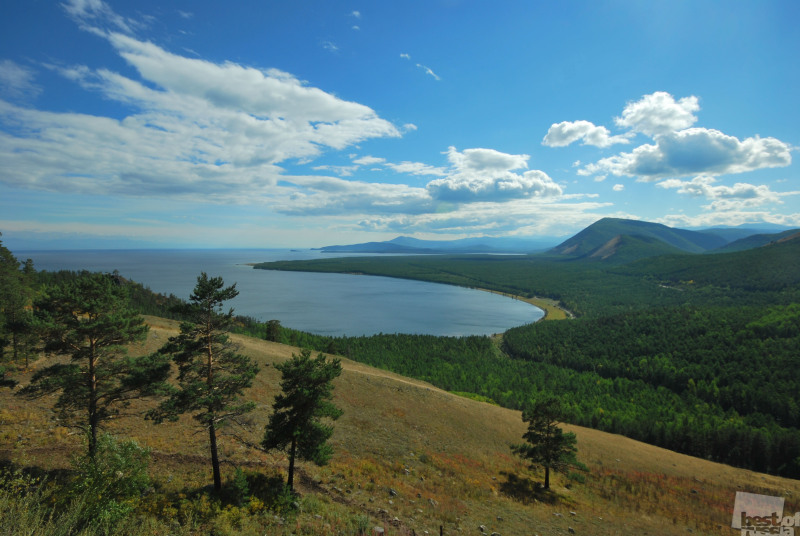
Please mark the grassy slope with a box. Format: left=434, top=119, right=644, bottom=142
left=2, top=316, right=798, bottom=535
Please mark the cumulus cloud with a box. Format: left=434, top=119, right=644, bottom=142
left=543, top=120, right=631, bottom=147
left=615, top=91, right=699, bottom=137
left=0, top=31, right=401, bottom=201
left=581, top=128, right=791, bottom=181
left=425, top=147, right=562, bottom=202
left=656, top=175, right=785, bottom=211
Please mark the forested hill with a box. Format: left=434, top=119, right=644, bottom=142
left=548, top=217, right=729, bottom=258
left=616, top=233, right=800, bottom=292
left=715, top=228, right=800, bottom=253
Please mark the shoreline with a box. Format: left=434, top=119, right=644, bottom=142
left=474, top=287, right=572, bottom=321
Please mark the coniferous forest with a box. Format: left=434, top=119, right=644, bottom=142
left=250, top=234, right=800, bottom=478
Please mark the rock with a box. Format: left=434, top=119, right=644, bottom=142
left=568, top=528, right=576, bottom=534
left=389, top=488, right=398, bottom=497
left=372, top=527, right=385, bottom=535
left=570, top=511, right=577, bottom=516
left=479, top=525, right=487, bottom=533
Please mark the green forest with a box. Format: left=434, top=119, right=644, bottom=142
left=249, top=238, right=800, bottom=477
left=4, top=235, right=800, bottom=479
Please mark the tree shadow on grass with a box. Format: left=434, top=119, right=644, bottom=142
left=499, top=471, right=560, bottom=505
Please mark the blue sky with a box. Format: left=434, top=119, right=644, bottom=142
left=1, top=0, right=798, bottom=249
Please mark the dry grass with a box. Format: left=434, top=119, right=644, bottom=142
left=2, top=315, right=798, bottom=535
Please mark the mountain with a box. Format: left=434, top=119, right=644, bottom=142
left=318, top=235, right=559, bottom=254
left=714, top=228, right=800, bottom=253
left=550, top=218, right=728, bottom=260
left=619, top=231, right=800, bottom=290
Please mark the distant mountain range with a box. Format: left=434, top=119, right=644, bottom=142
left=319, top=218, right=799, bottom=261
left=317, top=235, right=558, bottom=254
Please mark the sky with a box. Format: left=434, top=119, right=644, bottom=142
left=0, top=0, right=798, bottom=249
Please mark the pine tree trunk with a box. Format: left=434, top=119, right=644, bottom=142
left=288, top=436, right=297, bottom=491
left=88, top=344, right=98, bottom=458
left=544, top=466, right=550, bottom=489
left=210, top=421, right=222, bottom=491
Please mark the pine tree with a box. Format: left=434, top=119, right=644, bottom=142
left=511, top=396, right=579, bottom=490
left=0, top=235, right=36, bottom=376
left=262, top=349, right=342, bottom=492
left=19, top=271, right=171, bottom=457
left=148, top=273, right=259, bottom=491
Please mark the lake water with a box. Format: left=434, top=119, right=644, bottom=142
left=14, top=249, right=543, bottom=337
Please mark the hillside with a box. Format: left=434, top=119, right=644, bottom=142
left=2, top=317, right=799, bottom=535
left=618, top=232, right=800, bottom=291
left=714, top=228, right=800, bottom=253
left=550, top=217, right=728, bottom=259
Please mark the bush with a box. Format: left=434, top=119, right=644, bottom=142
left=66, top=433, right=152, bottom=533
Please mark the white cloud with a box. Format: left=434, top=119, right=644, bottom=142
left=62, top=0, right=141, bottom=34
left=0, top=60, right=41, bottom=101
left=385, top=161, right=448, bottom=176
left=356, top=197, right=611, bottom=237
left=613, top=184, right=624, bottom=191
left=615, top=91, right=699, bottom=137
left=581, top=128, right=791, bottom=181
left=270, top=175, right=434, bottom=216
left=400, top=53, right=411, bottom=60
left=543, top=120, right=631, bottom=147
left=416, top=64, right=440, bottom=81
left=656, top=175, right=786, bottom=212
left=446, top=146, right=529, bottom=173
left=0, top=32, right=402, bottom=202
left=426, top=147, right=562, bottom=202
left=352, top=155, right=386, bottom=166
left=312, top=164, right=359, bottom=177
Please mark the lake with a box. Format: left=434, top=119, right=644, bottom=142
left=14, top=249, right=544, bottom=337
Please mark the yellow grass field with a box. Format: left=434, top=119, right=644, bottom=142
left=1, top=316, right=797, bottom=535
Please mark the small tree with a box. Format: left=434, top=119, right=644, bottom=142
left=19, top=272, right=171, bottom=457
left=148, top=273, right=259, bottom=492
left=67, top=433, right=152, bottom=531
left=511, top=396, right=579, bottom=490
left=262, top=349, right=343, bottom=492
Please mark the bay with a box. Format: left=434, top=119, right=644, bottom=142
left=14, top=249, right=543, bottom=337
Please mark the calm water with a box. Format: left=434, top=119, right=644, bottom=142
left=14, top=249, right=543, bottom=337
